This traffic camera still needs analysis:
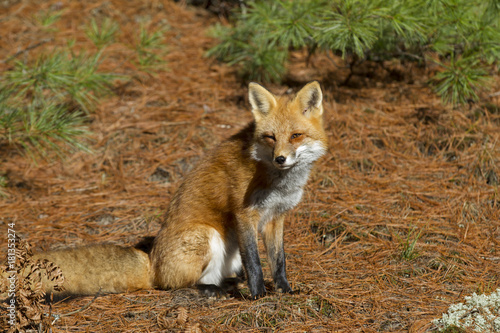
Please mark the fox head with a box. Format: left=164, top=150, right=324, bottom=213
left=248, top=81, right=328, bottom=170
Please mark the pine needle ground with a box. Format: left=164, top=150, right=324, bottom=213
left=1, top=1, right=499, bottom=332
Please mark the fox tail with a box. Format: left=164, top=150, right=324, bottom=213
left=33, top=243, right=153, bottom=296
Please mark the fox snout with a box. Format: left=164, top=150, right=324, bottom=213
left=272, top=149, right=296, bottom=169
left=275, top=155, right=286, bottom=165
left=273, top=154, right=290, bottom=169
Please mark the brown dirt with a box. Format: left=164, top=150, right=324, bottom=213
left=1, top=1, right=500, bottom=332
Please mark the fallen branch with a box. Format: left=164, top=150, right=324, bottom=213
left=1, top=38, right=54, bottom=64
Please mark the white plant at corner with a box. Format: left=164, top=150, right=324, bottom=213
left=433, top=288, right=500, bottom=332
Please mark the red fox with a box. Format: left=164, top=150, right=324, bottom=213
left=32, top=81, right=328, bottom=299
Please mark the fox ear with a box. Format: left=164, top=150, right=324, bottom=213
left=296, top=81, right=323, bottom=118
left=248, top=83, right=277, bottom=121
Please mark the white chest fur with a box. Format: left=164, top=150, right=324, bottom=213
left=250, top=164, right=312, bottom=232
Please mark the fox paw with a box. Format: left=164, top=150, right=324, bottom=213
left=197, top=278, right=243, bottom=300
left=197, top=284, right=229, bottom=300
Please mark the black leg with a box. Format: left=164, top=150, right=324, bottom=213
left=237, top=220, right=266, bottom=299
left=262, top=216, right=292, bottom=294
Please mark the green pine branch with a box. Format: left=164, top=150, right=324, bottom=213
left=0, top=50, right=117, bottom=160
left=1, top=14, right=170, bottom=165
left=207, top=0, right=500, bottom=105
left=85, top=17, right=120, bottom=49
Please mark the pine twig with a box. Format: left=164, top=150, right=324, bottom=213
left=1, top=38, right=54, bottom=64
left=49, top=289, right=102, bottom=325
left=325, top=50, right=350, bottom=69
left=342, top=57, right=359, bottom=86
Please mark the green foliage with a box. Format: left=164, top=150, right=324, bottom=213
left=207, top=22, right=288, bottom=82
left=431, top=58, right=490, bottom=105
left=85, top=17, right=120, bottom=49
left=1, top=13, right=169, bottom=162
left=398, top=227, right=422, bottom=261
left=4, top=50, right=115, bottom=113
left=314, top=0, right=382, bottom=58
left=0, top=50, right=116, bottom=159
left=35, top=9, right=64, bottom=28
left=207, top=0, right=500, bottom=104
left=0, top=174, right=7, bottom=198
left=135, top=24, right=169, bottom=71
left=0, top=96, right=90, bottom=160
left=207, top=1, right=317, bottom=82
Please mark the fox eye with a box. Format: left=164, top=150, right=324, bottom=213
left=263, top=134, right=276, bottom=141
left=291, top=133, right=302, bottom=139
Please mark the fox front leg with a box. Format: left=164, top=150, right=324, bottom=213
left=236, top=214, right=266, bottom=299
left=262, top=215, right=292, bottom=294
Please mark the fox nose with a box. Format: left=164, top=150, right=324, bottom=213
left=275, top=156, right=286, bottom=165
